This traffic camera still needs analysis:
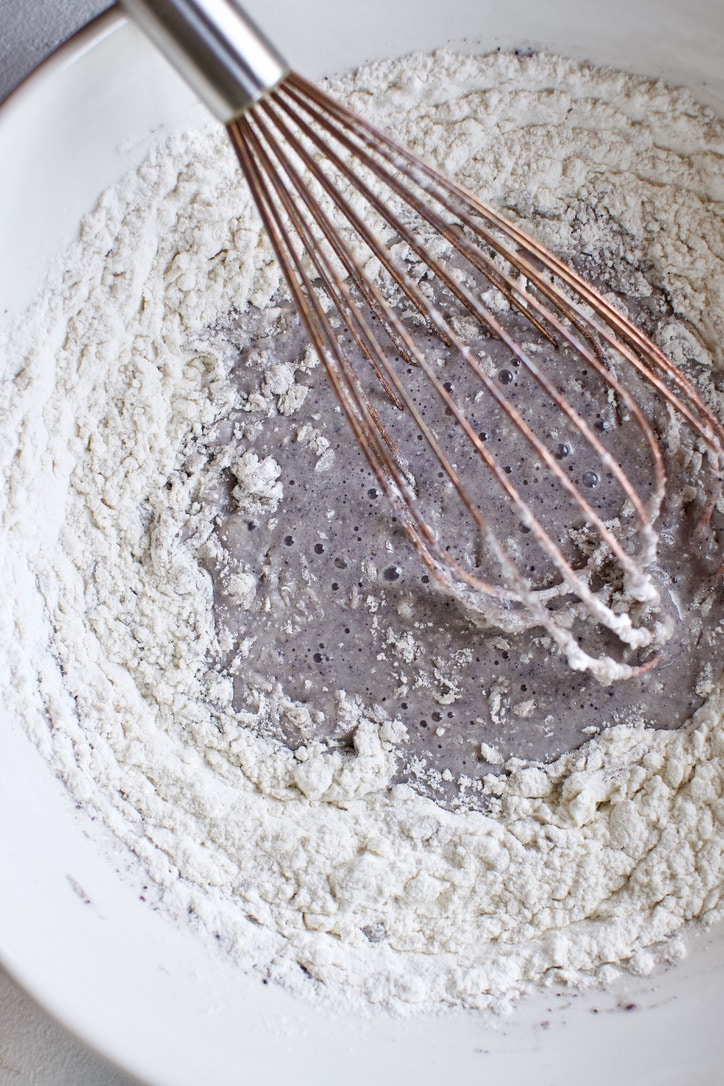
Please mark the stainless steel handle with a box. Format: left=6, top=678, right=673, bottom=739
left=120, top=0, right=289, bottom=122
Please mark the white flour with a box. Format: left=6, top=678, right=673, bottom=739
left=1, top=51, right=723, bottom=1015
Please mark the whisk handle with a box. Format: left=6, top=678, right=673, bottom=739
left=120, top=0, right=289, bottom=122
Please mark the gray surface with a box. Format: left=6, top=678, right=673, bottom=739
left=0, top=0, right=111, bottom=102
left=1, top=4, right=137, bottom=1081
left=0, top=967, right=136, bottom=1086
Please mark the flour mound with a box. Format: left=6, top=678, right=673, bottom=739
left=1, top=51, right=723, bottom=1015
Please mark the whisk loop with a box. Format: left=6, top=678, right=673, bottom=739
left=225, top=71, right=723, bottom=683
left=120, top=0, right=722, bottom=683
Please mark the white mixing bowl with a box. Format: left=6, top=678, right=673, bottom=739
left=0, top=2, right=722, bottom=1083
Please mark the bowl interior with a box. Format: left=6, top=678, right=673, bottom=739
left=0, top=4, right=723, bottom=1084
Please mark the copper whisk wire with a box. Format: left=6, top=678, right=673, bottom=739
left=225, top=70, right=723, bottom=684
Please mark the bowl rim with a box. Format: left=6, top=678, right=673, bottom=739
left=0, top=7, right=124, bottom=112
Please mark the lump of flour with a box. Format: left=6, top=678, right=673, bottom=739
left=231, top=451, right=283, bottom=515
left=1, top=50, right=722, bottom=1016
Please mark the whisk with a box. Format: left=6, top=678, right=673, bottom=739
left=121, top=0, right=723, bottom=683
